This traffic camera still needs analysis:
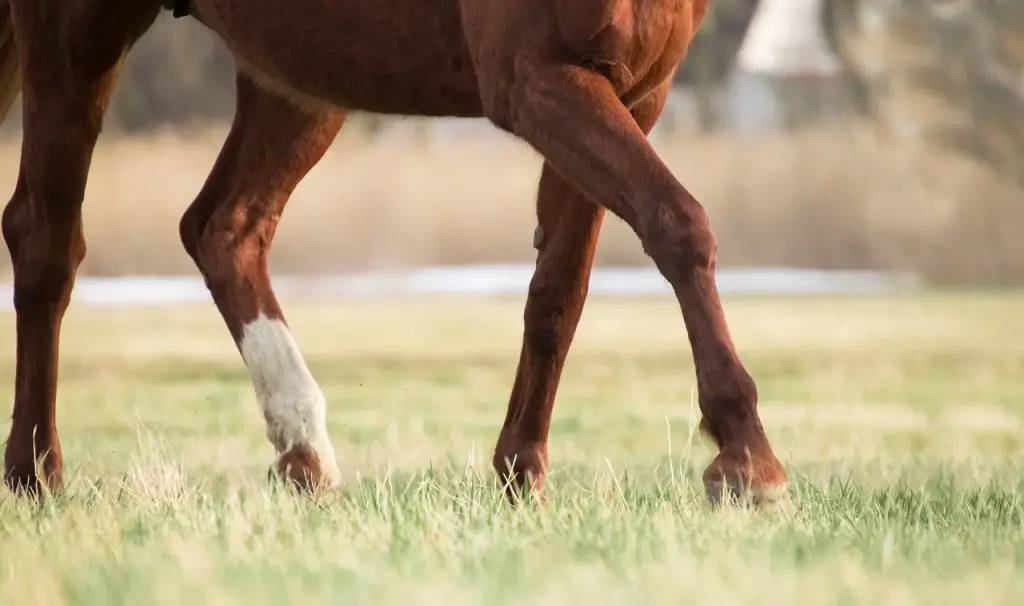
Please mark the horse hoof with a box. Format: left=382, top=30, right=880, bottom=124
left=3, top=454, right=63, bottom=498
left=704, top=475, right=790, bottom=510
left=492, top=440, right=547, bottom=505
left=267, top=443, right=341, bottom=493
left=702, top=446, right=789, bottom=510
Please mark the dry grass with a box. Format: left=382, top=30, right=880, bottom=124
left=0, top=119, right=1020, bottom=284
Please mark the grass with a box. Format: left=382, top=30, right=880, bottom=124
left=1, top=292, right=1024, bottom=604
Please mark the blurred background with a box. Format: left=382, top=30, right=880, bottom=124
left=0, top=0, right=1022, bottom=297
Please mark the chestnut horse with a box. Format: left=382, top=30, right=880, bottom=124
left=0, top=0, right=788, bottom=506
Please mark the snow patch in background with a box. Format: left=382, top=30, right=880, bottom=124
left=0, top=265, right=922, bottom=309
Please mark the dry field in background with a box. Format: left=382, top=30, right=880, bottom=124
left=0, top=292, right=1023, bottom=604
left=0, top=120, right=1022, bottom=283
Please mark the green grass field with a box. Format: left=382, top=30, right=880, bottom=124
left=1, top=293, right=1023, bottom=605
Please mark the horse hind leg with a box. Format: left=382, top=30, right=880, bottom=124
left=2, top=0, right=160, bottom=495
left=179, top=72, right=345, bottom=492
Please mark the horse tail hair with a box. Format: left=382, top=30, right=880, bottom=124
left=0, top=0, right=20, bottom=125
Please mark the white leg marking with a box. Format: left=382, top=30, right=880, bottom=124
left=238, top=313, right=340, bottom=484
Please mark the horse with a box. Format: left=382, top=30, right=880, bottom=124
left=0, top=0, right=788, bottom=506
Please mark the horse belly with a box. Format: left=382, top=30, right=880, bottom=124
left=193, top=0, right=484, bottom=117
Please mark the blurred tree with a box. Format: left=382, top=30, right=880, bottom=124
left=111, top=14, right=236, bottom=132
left=832, top=0, right=1024, bottom=183
left=107, top=14, right=236, bottom=132
left=676, top=0, right=762, bottom=85
left=674, top=0, right=761, bottom=131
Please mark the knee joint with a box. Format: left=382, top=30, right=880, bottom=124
left=2, top=201, right=85, bottom=309
left=193, top=228, right=243, bottom=292
left=698, top=365, right=759, bottom=447
left=178, top=202, right=207, bottom=264
left=185, top=209, right=271, bottom=296
left=639, top=201, right=717, bottom=272
left=2, top=175, right=30, bottom=259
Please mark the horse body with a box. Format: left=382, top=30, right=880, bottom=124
left=190, top=0, right=704, bottom=118
left=1, top=0, right=788, bottom=507
left=193, top=0, right=483, bottom=116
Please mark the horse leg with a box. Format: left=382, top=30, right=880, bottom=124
left=490, top=70, right=788, bottom=506
left=179, top=72, right=345, bottom=491
left=492, top=165, right=603, bottom=498
left=2, top=0, right=160, bottom=494
left=493, top=98, right=669, bottom=499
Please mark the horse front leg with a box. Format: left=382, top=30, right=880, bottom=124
left=179, top=72, right=346, bottom=491
left=493, top=87, right=673, bottom=500
left=2, top=0, right=160, bottom=495
left=492, top=163, right=604, bottom=500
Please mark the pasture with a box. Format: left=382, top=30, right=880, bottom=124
left=1, top=292, right=1022, bottom=604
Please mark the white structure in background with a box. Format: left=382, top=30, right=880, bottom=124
left=728, top=0, right=845, bottom=132
left=737, top=0, right=842, bottom=77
